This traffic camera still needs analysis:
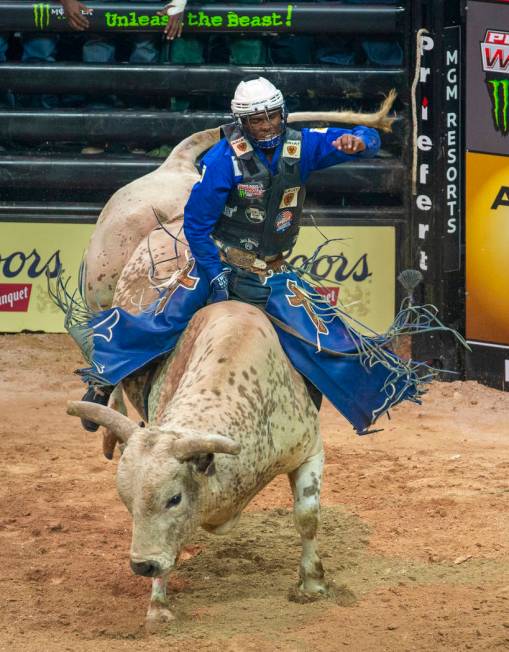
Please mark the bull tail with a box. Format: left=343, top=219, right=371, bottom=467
left=287, top=89, right=397, bottom=133
left=160, top=127, right=221, bottom=170
left=160, top=90, right=397, bottom=171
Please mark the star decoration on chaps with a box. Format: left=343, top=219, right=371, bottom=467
left=286, top=280, right=329, bottom=336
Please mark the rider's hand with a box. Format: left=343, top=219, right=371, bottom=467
left=208, top=270, right=230, bottom=304
left=157, top=1, right=186, bottom=40
left=60, top=0, right=90, bottom=31
left=332, top=134, right=366, bottom=154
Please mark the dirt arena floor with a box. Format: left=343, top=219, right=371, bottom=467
left=1, top=333, right=508, bottom=652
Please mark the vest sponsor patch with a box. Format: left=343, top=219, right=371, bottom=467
left=245, top=207, right=265, bottom=223
left=274, top=209, right=294, bottom=233
left=238, top=182, right=265, bottom=199
left=279, top=186, right=300, bottom=208
left=223, top=205, right=238, bottom=218
left=239, top=237, right=259, bottom=251
left=231, top=156, right=242, bottom=177
left=309, top=127, right=328, bottom=133
left=283, top=140, right=301, bottom=158
left=230, top=136, right=253, bottom=157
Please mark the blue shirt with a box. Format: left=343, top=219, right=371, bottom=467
left=184, top=126, right=381, bottom=282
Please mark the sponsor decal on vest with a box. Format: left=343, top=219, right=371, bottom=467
left=274, top=209, right=293, bottom=233
left=245, top=207, right=265, bottom=223
left=223, top=205, right=238, bottom=218
left=282, top=140, right=301, bottom=158
left=239, top=237, right=259, bottom=251
left=238, top=183, right=265, bottom=199
left=231, top=156, right=242, bottom=177
left=279, top=186, right=300, bottom=208
left=309, top=128, right=328, bottom=133
left=230, top=136, right=253, bottom=157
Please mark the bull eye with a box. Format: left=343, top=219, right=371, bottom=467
left=165, top=493, right=182, bottom=509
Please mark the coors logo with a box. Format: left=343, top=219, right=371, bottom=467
left=0, top=284, right=32, bottom=312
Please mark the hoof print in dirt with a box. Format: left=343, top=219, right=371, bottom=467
left=330, top=582, right=357, bottom=607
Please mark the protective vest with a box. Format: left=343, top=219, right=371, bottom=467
left=212, top=123, right=306, bottom=258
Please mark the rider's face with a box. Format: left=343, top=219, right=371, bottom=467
left=242, top=110, right=282, bottom=145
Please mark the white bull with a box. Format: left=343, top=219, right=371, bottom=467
left=67, top=94, right=397, bottom=626
left=68, top=300, right=325, bottom=628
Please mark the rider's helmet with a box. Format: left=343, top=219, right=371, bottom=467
left=231, top=77, right=287, bottom=149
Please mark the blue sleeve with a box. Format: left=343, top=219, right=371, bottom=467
left=300, top=126, right=381, bottom=182
left=183, top=140, right=235, bottom=283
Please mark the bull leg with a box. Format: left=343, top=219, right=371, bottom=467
left=145, top=573, right=175, bottom=631
left=288, top=449, right=329, bottom=597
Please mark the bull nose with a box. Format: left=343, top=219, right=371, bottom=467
left=130, top=559, right=161, bottom=577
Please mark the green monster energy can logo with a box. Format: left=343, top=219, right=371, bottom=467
left=487, top=79, right=509, bottom=137
left=33, top=3, right=50, bottom=30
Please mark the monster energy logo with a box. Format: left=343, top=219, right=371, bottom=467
left=33, top=3, right=50, bottom=30
left=487, top=79, right=509, bottom=136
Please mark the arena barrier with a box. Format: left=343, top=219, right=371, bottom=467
left=0, top=0, right=474, bottom=386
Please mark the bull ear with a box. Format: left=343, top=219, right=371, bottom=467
left=172, top=433, right=240, bottom=461
left=66, top=401, right=139, bottom=443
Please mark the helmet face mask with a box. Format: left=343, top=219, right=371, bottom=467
left=231, top=77, right=287, bottom=149
left=241, top=108, right=285, bottom=150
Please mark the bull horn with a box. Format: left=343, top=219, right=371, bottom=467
left=67, top=401, right=139, bottom=443
left=172, top=434, right=241, bottom=461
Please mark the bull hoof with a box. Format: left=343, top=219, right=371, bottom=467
left=145, top=603, right=176, bottom=632
left=288, top=584, right=329, bottom=604
left=288, top=581, right=356, bottom=605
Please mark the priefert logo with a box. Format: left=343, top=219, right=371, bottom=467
left=0, top=284, right=32, bottom=312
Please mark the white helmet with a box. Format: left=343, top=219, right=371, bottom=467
left=231, top=77, right=285, bottom=118
left=231, top=77, right=286, bottom=148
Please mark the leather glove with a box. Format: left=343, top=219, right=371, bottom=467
left=208, top=270, right=230, bottom=304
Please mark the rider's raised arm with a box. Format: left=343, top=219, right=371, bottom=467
left=299, top=125, right=381, bottom=181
